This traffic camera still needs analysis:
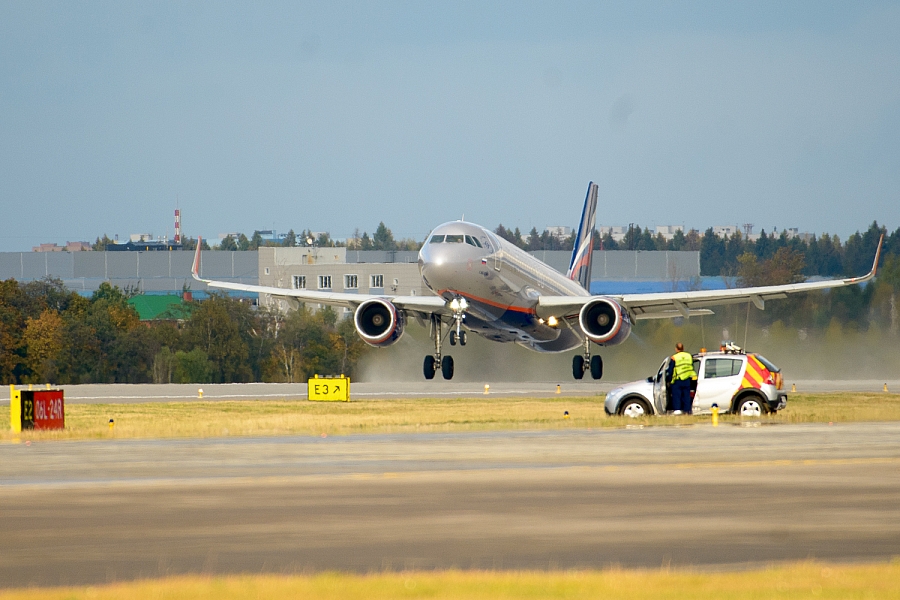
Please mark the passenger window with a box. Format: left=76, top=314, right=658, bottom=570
left=445, top=234, right=464, bottom=243
left=704, top=359, right=742, bottom=379
left=429, top=235, right=445, bottom=244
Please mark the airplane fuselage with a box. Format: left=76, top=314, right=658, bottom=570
left=418, top=221, right=589, bottom=352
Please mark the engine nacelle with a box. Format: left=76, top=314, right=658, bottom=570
left=354, top=299, right=405, bottom=347
left=578, top=297, right=632, bottom=346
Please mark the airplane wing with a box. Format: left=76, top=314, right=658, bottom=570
left=537, top=234, right=884, bottom=321
left=191, top=240, right=449, bottom=315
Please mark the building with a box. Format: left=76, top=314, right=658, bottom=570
left=32, top=241, right=92, bottom=252
left=597, top=226, right=628, bottom=242
left=0, top=244, right=703, bottom=301
left=654, top=225, right=684, bottom=240
left=257, top=247, right=429, bottom=313
left=106, top=234, right=182, bottom=252
left=713, top=225, right=739, bottom=238
left=544, top=226, right=572, bottom=239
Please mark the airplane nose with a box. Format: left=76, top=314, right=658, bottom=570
left=419, top=243, right=458, bottom=286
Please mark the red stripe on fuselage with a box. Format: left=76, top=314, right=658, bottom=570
left=437, top=289, right=536, bottom=314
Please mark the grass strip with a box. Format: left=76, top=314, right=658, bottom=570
left=1, top=561, right=899, bottom=599
left=2, top=392, right=900, bottom=442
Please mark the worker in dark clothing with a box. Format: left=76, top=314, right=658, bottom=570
left=666, top=342, right=697, bottom=414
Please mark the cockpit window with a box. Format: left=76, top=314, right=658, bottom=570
left=465, top=235, right=482, bottom=248
left=445, top=234, right=464, bottom=243
left=428, top=235, right=445, bottom=244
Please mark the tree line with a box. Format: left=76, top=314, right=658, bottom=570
left=495, top=221, right=900, bottom=279
left=0, top=280, right=366, bottom=386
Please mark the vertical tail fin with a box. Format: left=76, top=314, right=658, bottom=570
left=566, top=182, right=598, bottom=291
left=191, top=237, right=205, bottom=281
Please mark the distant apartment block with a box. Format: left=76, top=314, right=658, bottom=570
left=654, top=225, right=684, bottom=240
left=713, top=225, right=739, bottom=237
left=32, top=241, right=92, bottom=252
left=597, top=226, right=628, bottom=242
left=544, top=226, right=572, bottom=239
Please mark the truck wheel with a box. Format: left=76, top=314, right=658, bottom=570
left=572, top=355, right=585, bottom=380
left=735, top=395, right=765, bottom=418
left=618, top=397, right=651, bottom=418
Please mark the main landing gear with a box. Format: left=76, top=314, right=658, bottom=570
left=424, top=301, right=468, bottom=380
left=573, top=337, right=603, bottom=380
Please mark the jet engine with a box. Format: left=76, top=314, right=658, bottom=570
left=578, top=297, right=632, bottom=346
left=354, top=299, right=405, bottom=347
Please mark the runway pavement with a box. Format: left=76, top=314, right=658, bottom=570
left=2, top=422, right=899, bottom=586
left=1, top=379, right=897, bottom=404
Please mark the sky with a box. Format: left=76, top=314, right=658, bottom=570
left=1, top=1, right=899, bottom=251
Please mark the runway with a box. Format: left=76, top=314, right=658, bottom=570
left=1, top=379, right=897, bottom=404
left=2, top=422, right=900, bottom=586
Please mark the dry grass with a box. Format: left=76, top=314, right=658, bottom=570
left=2, top=392, right=900, bottom=442
left=2, top=561, right=899, bottom=599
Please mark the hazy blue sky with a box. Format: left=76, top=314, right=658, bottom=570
left=1, top=1, right=898, bottom=251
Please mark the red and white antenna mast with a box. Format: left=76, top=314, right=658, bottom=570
left=174, top=208, right=182, bottom=244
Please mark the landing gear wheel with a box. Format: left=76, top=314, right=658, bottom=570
left=459, top=331, right=467, bottom=346
left=423, top=356, right=436, bottom=380
left=572, top=355, right=585, bottom=380
left=590, top=355, right=603, bottom=380
left=449, top=331, right=458, bottom=346
left=441, top=355, right=454, bottom=380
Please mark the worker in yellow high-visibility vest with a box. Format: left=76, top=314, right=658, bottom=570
left=666, top=342, right=697, bottom=414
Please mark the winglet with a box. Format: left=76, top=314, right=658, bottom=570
left=844, top=233, right=884, bottom=284
left=191, top=237, right=206, bottom=282
left=872, top=233, right=885, bottom=277
left=566, top=181, right=599, bottom=291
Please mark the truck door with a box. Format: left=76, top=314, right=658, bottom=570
left=694, top=357, right=744, bottom=411
left=653, top=358, right=670, bottom=414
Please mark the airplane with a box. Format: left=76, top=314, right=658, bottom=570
left=192, top=182, right=884, bottom=381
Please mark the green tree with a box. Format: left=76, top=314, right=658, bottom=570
left=152, top=347, right=177, bottom=383
left=372, top=222, right=396, bottom=251
left=92, top=234, right=114, bottom=251
left=283, top=229, right=297, bottom=247
left=219, top=235, right=238, bottom=251
left=182, top=295, right=253, bottom=382
left=669, top=229, right=686, bottom=251
left=174, top=348, right=215, bottom=383
left=737, top=247, right=806, bottom=287
left=700, top=228, right=726, bottom=276
left=599, top=231, right=618, bottom=250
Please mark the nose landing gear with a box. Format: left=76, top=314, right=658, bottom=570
left=424, top=299, right=469, bottom=380
left=425, top=313, right=459, bottom=380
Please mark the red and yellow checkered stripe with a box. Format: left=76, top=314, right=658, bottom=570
left=741, top=355, right=770, bottom=389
